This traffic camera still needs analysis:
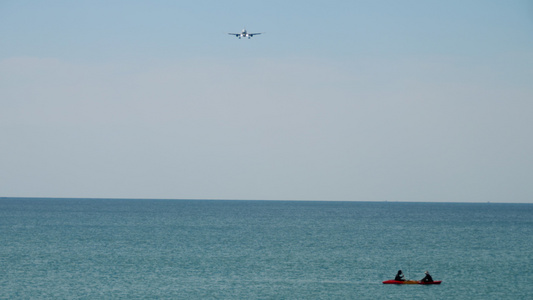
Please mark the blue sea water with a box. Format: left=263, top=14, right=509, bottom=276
left=0, top=199, right=532, bottom=299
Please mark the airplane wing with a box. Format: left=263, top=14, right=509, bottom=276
left=248, top=33, right=263, bottom=37
left=228, top=33, right=240, bottom=36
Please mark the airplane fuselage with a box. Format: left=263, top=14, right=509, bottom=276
left=238, top=30, right=250, bottom=39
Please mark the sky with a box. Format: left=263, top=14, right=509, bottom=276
left=1, top=0, right=533, bottom=202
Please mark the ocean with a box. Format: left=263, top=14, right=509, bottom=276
left=1, top=198, right=532, bottom=299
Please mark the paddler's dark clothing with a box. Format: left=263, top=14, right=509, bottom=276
left=395, top=274, right=405, bottom=281
left=395, top=271, right=405, bottom=281
left=421, top=273, right=433, bottom=283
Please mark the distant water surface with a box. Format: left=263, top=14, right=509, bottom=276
left=1, top=199, right=532, bottom=299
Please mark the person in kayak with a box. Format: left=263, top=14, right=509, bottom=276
left=395, top=270, right=405, bottom=281
left=420, top=271, right=433, bottom=283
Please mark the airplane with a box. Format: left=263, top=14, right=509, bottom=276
left=228, top=28, right=263, bottom=39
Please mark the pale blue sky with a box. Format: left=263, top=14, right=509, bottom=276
left=1, top=1, right=533, bottom=202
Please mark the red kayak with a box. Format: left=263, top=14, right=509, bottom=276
left=383, top=280, right=442, bottom=285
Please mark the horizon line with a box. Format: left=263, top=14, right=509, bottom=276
left=1, top=196, right=531, bottom=204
